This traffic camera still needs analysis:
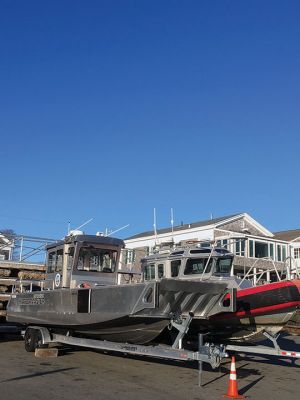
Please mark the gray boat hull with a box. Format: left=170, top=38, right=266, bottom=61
left=7, top=279, right=230, bottom=344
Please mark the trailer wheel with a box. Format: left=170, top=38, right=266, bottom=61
left=24, top=328, right=47, bottom=352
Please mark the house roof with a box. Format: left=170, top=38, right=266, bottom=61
left=125, top=214, right=241, bottom=240
left=273, top=229, right=300, bottom=242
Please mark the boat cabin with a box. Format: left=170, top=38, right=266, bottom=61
left=141, top=245, right=235, bottom=283
left=44, top=234, right=124, bottom=289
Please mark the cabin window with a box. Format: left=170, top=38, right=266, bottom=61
left=67, top=247, right=74, bottom=270
left=47, top=248, right=64, bottom=273
left=184, top=258, right=213, bottom=275
left=157, top=264, right=164, bottom=278
left=56, top=249, right=63, bottom=272
left=215, top=257, right=232, bottom=274
left=144, top=264, right=155, bottom=280
left=47, top=251, right=56, bottom=273
left=200, top=242, right=211, bottom=248
left=171, top=260, right=181, bottom=277
left=77, top=247, right=117, bottom=273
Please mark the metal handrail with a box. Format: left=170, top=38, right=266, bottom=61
left=12, top=279, right=45, bottom=294
left=238, top=257, right=282, bottom=287
left=284, top=256, right=300, bottom=279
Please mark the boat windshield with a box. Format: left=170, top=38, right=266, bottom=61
left=214, top=257, right=233, bottom=275
left=184, top=258, right=213, bottom=275
left=77, top=247, right=117, bottom=273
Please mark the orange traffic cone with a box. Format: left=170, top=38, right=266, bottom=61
left=223, top=356, right=245, bottom=399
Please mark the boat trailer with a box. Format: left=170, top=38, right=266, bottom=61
left=23, top=322, right=300, bottom=387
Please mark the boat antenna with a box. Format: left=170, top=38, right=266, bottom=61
left=106, top=224, right=130, bottom=237
left=170, top=208, right=174, bottom=242
left=153, top=208, right=158, bottom=245
left=73, top=218, right=94, bottom=231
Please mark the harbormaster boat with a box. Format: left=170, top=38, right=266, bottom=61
left=140, top=243, right=300, bottom=342
left=6, top=233, right=235, bottom=345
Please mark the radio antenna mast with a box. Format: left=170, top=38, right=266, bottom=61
left=153, top=208, right=158, bottom=245
left=170, top=207, right=174, bottom=242
left=74, top=218, right=94, bottom=231
left=106, top=224, right=130, bottom=237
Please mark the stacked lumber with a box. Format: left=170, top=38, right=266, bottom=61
left=18, top=271, right=45, bottom=280
left=0, top=260, right=46, bottom=319
left=0, top=269, right=11, bottom=278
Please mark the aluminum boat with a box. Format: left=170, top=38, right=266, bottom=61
left=6, top=233, right=234, bottom=344
left=140, top=244, right=300, bottom=342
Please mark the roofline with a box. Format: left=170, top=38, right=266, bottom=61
left=46, top=235, right=125, bottom=250
left=125, top=213, right=243, bottom=242
left=273, top=229, right=300, bottom=242
left=215, top=213, right=274, bottom=237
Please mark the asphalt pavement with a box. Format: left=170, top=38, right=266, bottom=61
left=0, top=333, right=299, bottom=400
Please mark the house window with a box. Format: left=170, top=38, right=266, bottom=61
left=276, top=244, right=287, bottom=262
left=125, top=249, right=135, bottom=264
left=294, top=248, right=300, bottom=259
left=216, top=239, right=228, bottom=249
left=269, top=243, right=274, bottom=260
left=282, top=246, right=286, bottom=261
left=249, top=240, right=254, bottom=257
left=277, top=245, right=282, bottom=262
left=144, top=264, right=155, bottom=280
left=255, top=242, right=269, bottom=258
left=235, top=239, right=245, bottom=256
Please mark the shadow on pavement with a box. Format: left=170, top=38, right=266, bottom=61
left=1, top=367, right=77, bottom=383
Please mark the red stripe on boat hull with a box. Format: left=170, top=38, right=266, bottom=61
left=234, top=301, right=300, bottom=318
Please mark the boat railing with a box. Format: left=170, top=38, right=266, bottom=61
left=12, top=279, right=45, bottom=294
left=283, top=256, right=300, bottom=279
left=238, top=257, right=283, bottom=287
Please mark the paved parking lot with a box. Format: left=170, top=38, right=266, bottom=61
left=0, top=333, right=299, bottom=399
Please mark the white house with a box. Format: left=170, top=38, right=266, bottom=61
left=0, top=232, right=14, bottom=261
left=273, top=229, right=300, bottom=273
left=124, top=213, right=294, bottom=280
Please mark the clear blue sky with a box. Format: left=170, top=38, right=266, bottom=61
left=0, top=0, right=299, bottom=240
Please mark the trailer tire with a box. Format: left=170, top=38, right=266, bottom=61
left=24, top=328, right=48, bottom=352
